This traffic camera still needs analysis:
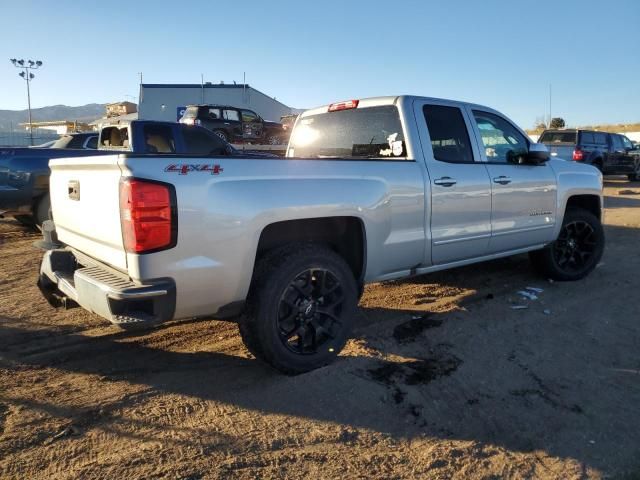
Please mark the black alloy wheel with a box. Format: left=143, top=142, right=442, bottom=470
left=552, top=220, right=598, bottom=275
left=277, top=268, right=344, bottom=355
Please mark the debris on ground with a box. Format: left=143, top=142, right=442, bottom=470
left=618, top=189, right=640, bottom=195
left=518, top=290, right=538, bottom=301
left=511, top=305, right=529, bottom=310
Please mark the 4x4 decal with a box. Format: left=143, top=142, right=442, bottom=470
left=164, top=164, right=224, bottom=175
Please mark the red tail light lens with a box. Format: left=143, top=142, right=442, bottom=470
left=328, top=100, right=359, bottom=112
left=572, top=149, right=584, bottom=161
left=119, top=178, right=176, bottom=254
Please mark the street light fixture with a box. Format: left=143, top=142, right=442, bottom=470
left=10, top=58, right=43, bottom=146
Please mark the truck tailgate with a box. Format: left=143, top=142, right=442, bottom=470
left=49, top=154, right=127, bottom=271
left=546, top=144, right=574, bottom=161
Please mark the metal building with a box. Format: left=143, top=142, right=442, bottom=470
left=138, top=83, right=299, bottom=123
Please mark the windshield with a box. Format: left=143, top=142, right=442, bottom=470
left=288, top=105, right=407, bottom=159
left=539, top=131, right=577, bottom=144
left=182, top=106, right=199, bottom=118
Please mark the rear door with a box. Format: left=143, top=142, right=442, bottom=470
left=415, top=100, right=492, bottom=265
left=49, top=154, right=127, bottom=270
left=469, top=109, right=557, bottom=253
left=222, top=109, right=242, bottom=141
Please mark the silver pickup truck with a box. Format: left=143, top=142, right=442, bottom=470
left=38, top=95, right=605, bottom=373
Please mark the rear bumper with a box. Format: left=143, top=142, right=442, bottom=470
left=38, top=249, right=176, bottom=328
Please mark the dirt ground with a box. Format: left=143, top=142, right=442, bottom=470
left=1, top=179, right=639, bottom=480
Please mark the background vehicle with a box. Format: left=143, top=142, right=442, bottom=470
left=1, top=122, right=267, bottom=226
left=1, top=132, right=101, bottom=226
left=179, top=104, right=285, bottom=145
left=539, top=129, right=640, bottom=180
left=32, top=132, right=98, bottom=149
left=39, top=95, right=604, bottom=374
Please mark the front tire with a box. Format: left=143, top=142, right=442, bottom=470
left=529, top=208, right=604, bottom=281
left=239, top=244, right=358, bottom=374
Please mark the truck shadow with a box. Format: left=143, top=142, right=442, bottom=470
left=1, top=223, right=639, bottom=473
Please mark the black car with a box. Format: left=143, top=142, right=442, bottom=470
left=539, top=129, right=640, bottom=181
left=179, top=105, right=285, bottom=145
left=35, top=132, right=98, bottom=149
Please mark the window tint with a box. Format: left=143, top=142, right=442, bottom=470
left=85, top=136, right=98, bottom=149
left=182, top=126, right=227, bottom=155
left=224, top=109, right=240, bottom=121
left=143, top=124, right=175, bottom=153
left=288, top=105, right=406, bottom=159
left=539, top=131, right=577, bottom=143
left=422, top=105, right=474, bottom=163
left=580, top=132, right=595, bottom=144
left=241, top=110, right=259, bottom=123
left=594, top=132, right=608, bottom=145
left=472, top=111, right=528, bottom=163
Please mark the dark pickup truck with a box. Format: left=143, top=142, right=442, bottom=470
left=539, top=129, right=640, bottom=180
left=0, top=121, right=269, bottom=226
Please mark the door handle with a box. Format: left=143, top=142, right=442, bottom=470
left=433, top=177, right=457, bottom=187
left=493, top=176, right=512, bottom=185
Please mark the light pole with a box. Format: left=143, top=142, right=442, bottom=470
left=10, top=58, right=43, bottom=146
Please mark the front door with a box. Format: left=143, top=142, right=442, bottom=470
left=469, top=109, right=557, bottom=253
left=241, top=110, right=263, bottom=141
left=417, top=101, right=492, bottom=265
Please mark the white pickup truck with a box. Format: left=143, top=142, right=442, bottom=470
left=38, top=95, right=604, bottom=373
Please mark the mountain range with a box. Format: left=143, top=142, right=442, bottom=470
left=0, top=104, right=106, bottom=131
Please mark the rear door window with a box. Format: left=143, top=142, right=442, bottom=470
left=422, top=104, right=474, bottom=163
left=594, top=132, right=608, bottom=145
left=223, top=109, right=240, bottom=121
left=580, top=132, right=595, bottom=144
left=288, top=105, right=406, bottom=159
left=612, top=135, right=625, bottom=151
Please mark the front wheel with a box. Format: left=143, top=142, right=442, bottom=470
left=529, top=208, right=604, bottom=281
left=239, top=244, right=358, bottom=374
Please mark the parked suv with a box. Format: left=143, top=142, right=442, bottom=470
left=179, top=104, right=285, bottom=145
left=539, top=129, right=640, bottom=180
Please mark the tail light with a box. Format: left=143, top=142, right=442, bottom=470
left=119, top=178, right=177, bottom=254
left=328, top=100, right=359, bottom=112
left=181, top=118, right=201, bottom=126
left=572, top=148, right=584, bottom=161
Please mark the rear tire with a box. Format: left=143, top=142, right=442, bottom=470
left=214, top=130, right=228, bottom=143
left=239, top=244, right=358, bottom=374
left=529, top=208, right=604, bottom=281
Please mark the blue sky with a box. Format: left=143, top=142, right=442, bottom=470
left=1, top=0, right=639, bottom=127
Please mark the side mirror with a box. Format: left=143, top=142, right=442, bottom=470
left=525, top=143, right=549, bottom=164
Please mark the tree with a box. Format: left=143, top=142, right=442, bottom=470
left=550, top=117, right=566, bottom=129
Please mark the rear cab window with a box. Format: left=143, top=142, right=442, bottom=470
left=538, top=130, right=577, bottom=144
left=288, top=104, right=407, bottom=159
